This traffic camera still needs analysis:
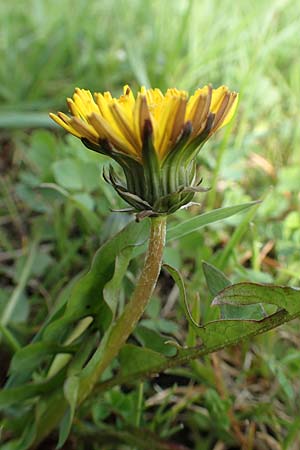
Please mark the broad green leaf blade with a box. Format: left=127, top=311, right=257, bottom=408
left=167, top=201, right=260, bottom=241
left=57, top=376, right=79, bottom=448
left=119, top=344, right=167, bottom=377
left=212, top=282, right=300, bottom=314
left=203, top=262, right=265, bottom=320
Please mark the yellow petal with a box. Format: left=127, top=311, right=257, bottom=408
left=49, top=113, right=82, bottom=138
left=109, top=99, right=140, bottom=150
left=67, top=98, right=82, bottom=118
left=119, top=85, right=135, bottom=109
left=94, top=93, right=121, bottom=134
left=117, top=87, right=136, bottom=121
left=186, top=86, right=209, bottom=119
left=145, top=88, right=164, bottom=107
left=217, top=93, right=239, bottom=129
left=211, top=91, right=231, bottom=130
left=104, top=91, right=112, bottom=101
left=211, top=90, right=239, bottom=133
left=187, top=85, right=212, bottom=136
left=156, top=95, right=185, bottom=159
left=210, top=86, right=228, bottom=113
left=70, top=117, right=99, bottom=143
left=170, top=96, right=187, bottom=144
left=50, top=84, right=238, bottom=163
left=74, top=88, right=99, bottom=115
left=57, top=112, right=71, bottom=123
left=89, top=112, right=138, bottom=157
left=134, top=93, right=151, bottom=150
left=72, top=93, right=91, bottom=119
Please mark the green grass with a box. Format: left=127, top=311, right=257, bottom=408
left=1, top=0, right=300, bottom=448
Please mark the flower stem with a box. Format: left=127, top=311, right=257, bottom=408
left=78, top=215, right=167, bottom=402
left=32, top=215, right=167, bottom=447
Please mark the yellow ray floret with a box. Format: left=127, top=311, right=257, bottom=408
left=50, top=85, right=238, bottom=162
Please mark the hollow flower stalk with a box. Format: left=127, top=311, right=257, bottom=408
left=50, top=85, right=238, bottom=216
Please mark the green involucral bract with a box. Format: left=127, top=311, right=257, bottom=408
left=82, top=119, right=211, bottom=216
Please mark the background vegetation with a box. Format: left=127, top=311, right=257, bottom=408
left=1, top=0, right=300, bottom=448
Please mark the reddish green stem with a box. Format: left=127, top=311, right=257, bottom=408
left=78, top=215, right=167, bottom=402
left=32, top=216, right=167, bottom=447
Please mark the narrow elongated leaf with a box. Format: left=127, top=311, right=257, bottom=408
left=167, top=201, right=259, bottom=241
